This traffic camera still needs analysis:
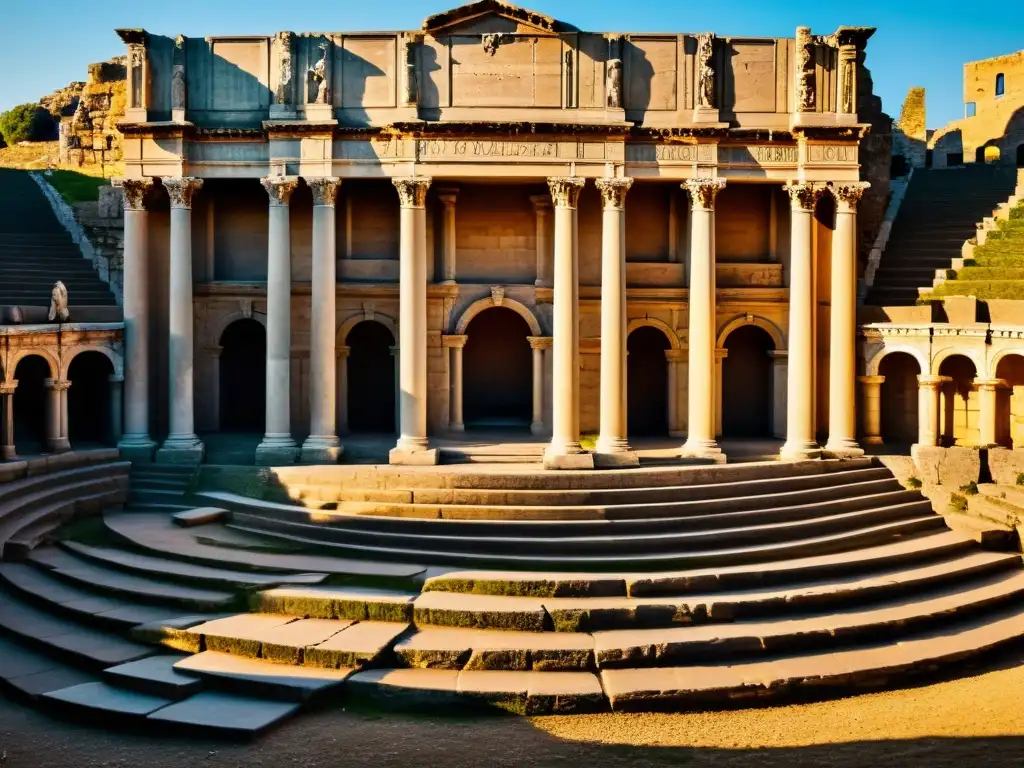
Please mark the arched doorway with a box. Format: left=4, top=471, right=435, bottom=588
left=68, top=352, right=114, bottom=447
left=938, top=355, right=978, bottom=446
left=463, top=307, right=532, bottom=429
left=219, top=319, right=266, bottom=432
left=878, top=352, right=920, bottom=445
left=627, top=326, right=670, bottom=436
left=721, top=325, right=775, bottom=437
left=1017, top=144, right=1024, bottom=167
left=995, top=354, right=1024, bottom=448
left=13, top=355, right=50, bottom=455
left=347, top=320, right=396, bottom=433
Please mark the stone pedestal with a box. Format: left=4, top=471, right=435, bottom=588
left=543, top=177, right=593, bottom=470
left=594, top=177, right=638, bottom=468
left=443, top=335, right=467, bottom=431
left=301, top=177, right=343, bottom=464
left=158, top=177, right=205, bottom=465
left=257, top=176, right=301, bottom=466
left=680, top=178, right=726, bottom=461
left=528, top=336, right=551, bottom=436
left=391, top=177, right=438, bottom=466
left=1, top=383, right=17, bottom=460
left=780, top=183, right=822, bottom=461
left=858, top=375, right=885, bottom=446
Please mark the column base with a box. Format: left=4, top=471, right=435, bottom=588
left=157, top=434, right=205, bottom=465
left=448, top=423, right=465, bottom=432
left=300, top=436, right=343, bottom=464
left=863, top=436, right=884, bottom=446
left=680, top=438, right=726, bottom=463
left=255, top=436, right=300, bottom=466
left=1, top=446, right=16, bottom=461
left=389, top=447, right=440, bottom=466
left=46, top=438, right=71, bottom=455
left=779, top=440, right=822, bottom=461
left=118, top=436, right=157, bottom=463
left=594, top=437, right=639, bottom=468
left=822, top=437, right=866, bottom=459
left=530, top=422, right=548, bottom=437
left=542, top=443, right=595, bottom=470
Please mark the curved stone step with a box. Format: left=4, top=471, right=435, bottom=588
left=0, top=461, right=128, bottom=510
left=252, top=584, right=418, bottom=622
left=0, top=636, right=96, bottom=702
left=173, top=651, right=352, bottom=703
left=396, top=626, right=594, bottom=669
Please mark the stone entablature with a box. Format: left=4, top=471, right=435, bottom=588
left=862, top=321, right=1024, bottom=380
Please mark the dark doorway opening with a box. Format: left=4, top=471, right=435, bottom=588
left=219, top=319, right=266, bottom=432
left=68, top=352, right=114, bottom=446
left=464, top=308, right=532, bottom=429
left=1017, top=144, right=1024, bottom=167
left=627, top=326, right=671, bottom=436
left=879, top=352, right=920, bottom=445
left=13, top=355, right=50, bottom=454
left=347, top=320, right=396, bottom=433
left=722, top=325, right=775, bottom=438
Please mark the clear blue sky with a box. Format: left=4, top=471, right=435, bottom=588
left=3, top=0, right=1021, bottom=128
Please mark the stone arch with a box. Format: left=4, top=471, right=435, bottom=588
left=12, top=354, right=52, bottom=454
left=866, top=345, right=929, bottom=378
left=9, top=348, right=58, bottom=381
left=627, top=317, right=681, bottom=349
left=627, top=325, right=672, bottom=436
left=938, top=353, right=979, bottom=446
left=720, top=323, right=777, bottom=438
left=218, top=318, right=267, bottom=432
left=67, top=350, right=116, bottom=446
left=716, top=314, right=786, bottom=352
left=338, top=311, right=398, bottom=346
left=994, top=351, right=1024, bottom=448
left=454, top=295, right=542, bottom=337
left=62, top=345, right=123, bottom=380
left=878, top=351, right=921, bottom=445
left=932, top=346, right=985, bottom=377
left=211, top=310, right=267, bottom=351
left=463, top=307, right=533, bottom=428
left=990, top=348, right=1024, bottom=379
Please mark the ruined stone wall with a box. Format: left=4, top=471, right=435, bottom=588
left=857, top=56, right=893, bottom=273
left=59, top=57, right=127, bottom=168
left=892, top=86, right=926, bottom=170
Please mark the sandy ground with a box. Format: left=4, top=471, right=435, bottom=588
left=3, top=656, right=1024, bottom=768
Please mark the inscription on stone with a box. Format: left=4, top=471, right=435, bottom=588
left=807, top=144, right=857, bottom=162
left=416, top=140, right=558, bottom=159
left=626, top=144, right=714, bottom=163
left=719, top=145, right=798, bottom=165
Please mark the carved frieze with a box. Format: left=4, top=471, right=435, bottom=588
left=684, top=178, right=726, bottom=209
left=783, top=181, right=823, bottom=211
left=695, top=33, right=716, bottom=109
left=393, top=177, right=432, bottom=207
left=118, top=178, right=154, bottom=211
left=260, top=176, right=300, bottom=206
left=163, top=177, right=203, bottom=209
left=806, top=144, right=857, bottom=163
left=547, top=177, right=585, bottom=208
left=595, top=177, right=633, bottom=209
left=718, top=145, right=798, bottom=165
left=626, top=144, right=714, bottom=163
left=308, top=177, right=341, bottom=206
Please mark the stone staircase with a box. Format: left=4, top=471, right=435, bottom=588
left=3, top=457, right=1024, bottom=734
left=864, top=165, right=1018, bottom=306
left=126, top=464, right=198, bottom=515
left=0, top=169, right=116, bottom=309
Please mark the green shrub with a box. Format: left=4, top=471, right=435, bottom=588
left=0, top=103, right=56, bottom=145
left=959, top=481, right=979, bottom=496
left=949, top=493, right=969, bottom=513
left=906, top=476, right=923, bottom=489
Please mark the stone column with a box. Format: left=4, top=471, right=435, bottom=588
left=108, top=374, right=124, bottom=445
left=45, top=379, right=71, bottom=453
left=681, top=178, right=726, bottom=460
left=438, top=187, right=458, bottom=284
left=858, top=375, right=884, bottom=446
left=665, top=349, right=685, bottom=438
left=301, top=177, right=343, bottom=463
left=770, top=350, right=789, bottom=439
left=257, top=176, right=300, bottom=465
left=544, top=177, right=592, bottom=470
left=528, top=336, right=552, bottom=436
left=391, top=177, right=437, bottom=465
left=443, top=335, right=467, bottom=431
left=117, top=178, right=155, bottom=460
left=0, top=382, right=16, bottom=460
left=594, top=177, right=637, bottom=467
left=780, top=182, right=822, bottom=461
left=390, top=345, right=400, bottom=434
left=825, top=182, right=870, bottom=457
left=531, top=195, right=553, bottom=288
left=336, top=346, right=350, bottom=436
left=977, top=378, right=1005, bottom=447
left=916, top=375, right=948, bottom=447
left=158, top=176, right=205, bottom=464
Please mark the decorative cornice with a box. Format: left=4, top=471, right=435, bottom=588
left=393, top=177, right=432, bottom=208
left=115, top=28, right=147, bottom=46
left=547, top=177, right=585, bottom=208
left=527, top=336, right=553, bottom=350
left=163, top=177, right=203, bottom=209
left=261, top=176, right=300, bottom=206
left=828, top=181, right=871, bottom=210
left=422, top=1, right=562, bottom=34
left=684, top=178, right=726, bottom=210
left=595, top=177, right=633, bottom=209
left=783, top=181, right=824, bottom=211
left=308, top=177, right=341, bottom=207
left=442, top=334, right=468, bottom=349
left=117, top=178, right=154, bottom=211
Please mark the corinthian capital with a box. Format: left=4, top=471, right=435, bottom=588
left=783, top=181, right=823, bottom=211
left=117, top=178, right=154, bottom=211
left=392, top=177, right=432, bottom=208
left=547, top=177, right=585, bottom=208
left=595, top=177, right=633, bottom=209
left=163, top=177, right=204, bottom=209
left=261, top=176, right=300, bottom=206
left=829, top=181, right=871, bottom=211
left=307, top=177, right=341, bottom=207
left=684, top=178, right=726, bottom=210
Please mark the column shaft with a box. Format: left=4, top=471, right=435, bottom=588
left=977, top=379, right=1004, bottom=447
left=917, top=375, right=947, bottom=447
left=780, top=183, right=822, bottom=460
left=858, top=375, right=884, bottom=445
left=1, top=385, right=16, bottom=460
left=825, top=183, right=869, bottom=456
left=337, top=348, right=349, bottom=435
left=531, top=196, right=552, bottom=288
left=257, top=176, right=300, bottom=465
left=391, top=177, right=437, bottom=464
left=108, top=375, right=124, bottom=444
left=301, top=177, right=343, bottom=463
left=118, top=179, right=155, bottom=459
left=439, top=189, right=458, bottom=284
left=159, top=177, right=204, bottom=463
left=595, top=177, right=637, bottom=466
left=544, top=177, right=592, bottom=469
left=681, top=178, right=725, bottom=460
left=450, top=345, right=464, bottom=431
left=528, top=337, right=551, bottom=436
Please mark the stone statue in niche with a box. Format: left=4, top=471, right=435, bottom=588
left=171, top=36, right=187, bottom=113
left=128, top=44, right=145, bottom=108
left=607, top=58, right=623, bottom=109
left=795, top=27, right=816, bottom=112
left=696, top=33, right=715, bottom=109
left=276, top=32, right=294, bottom=105
left=309, top=41, right=329, bottom=104
left=48, top=281, right=69, bottom=323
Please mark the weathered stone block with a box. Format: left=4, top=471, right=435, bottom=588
left=912, top=445, right=981, bottom=488
left=987, top=447, right=1024, bottom=486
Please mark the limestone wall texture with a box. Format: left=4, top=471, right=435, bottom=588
left=893, top=86, right=926, bottom=169
left=58, top=58, right=127, bottom=168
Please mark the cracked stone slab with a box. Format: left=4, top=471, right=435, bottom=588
left=186, top=614, right=299, bottom=656
left=456, top=670, right=605, bottom=715
left=253, top=585, right=417, bottom=622
left=303, top=621, right=409, bottom=669
left=148, top=691, right=301, bottom=737
left=413, top=591, right=548, bottom=631
left=395, top=627, right=593, bottom=671
left=174, top=651, right=351, bottom=702
left=132, top=615, right=217, bottom=653
left=257, top=618, right=352, bottom=664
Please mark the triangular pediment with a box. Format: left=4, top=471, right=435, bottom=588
left=422, top=1, right=570, bottom=35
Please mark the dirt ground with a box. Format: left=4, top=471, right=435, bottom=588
left=3, top=656, right=1024, bottom=768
